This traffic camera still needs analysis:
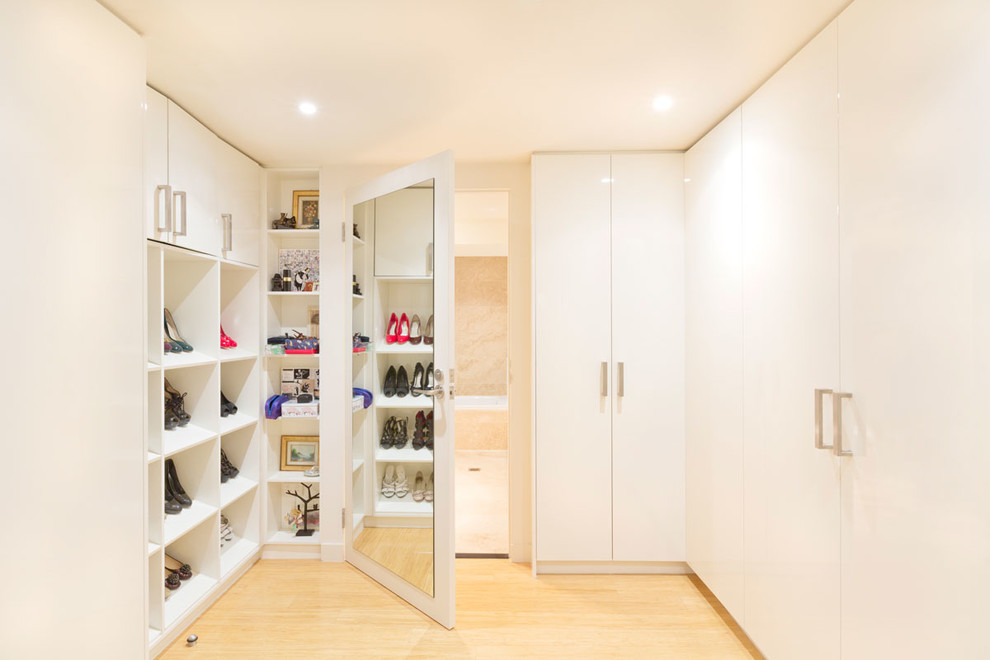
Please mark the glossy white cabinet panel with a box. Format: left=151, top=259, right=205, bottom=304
left=611, top=153, right=685, bottom=562
left=0, top=1, right=146, bottom=657
left=215, top=139, right=260, bottom=266
left=684, top=110, right=745, bottom=624
left=838, top=1, right=990, bottom=657
left=167, top=100, right=222, bottom=257
left=741, top=22, right=840, bottom=660
left=533, top=154, right=613, bottom=561
left=144, top=87, right=169, bottom=242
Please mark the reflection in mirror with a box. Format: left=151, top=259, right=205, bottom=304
left=351, top=179, right=436, bottom=596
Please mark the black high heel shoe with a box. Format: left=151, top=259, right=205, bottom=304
left=411, top=362, right=425, bottom=397
left=164, top=478, right=182, bottom=515
left=165, top=459, right=192, bottom=508
left=383, top=366, right=397, bottom=397
left=393, top=417, right=409, bottom=449
left=380, top=416, right=395, bottom=449
left=412, top=411, right=426, bottom=450
left=396, top=365, right=410, bottom=397
left=163, top=378, right=191, bottom=426
left=220, top=392, right=237, bottom=417
left=220, top=449, right=239, bottom=481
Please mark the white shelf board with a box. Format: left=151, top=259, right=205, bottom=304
left=148, top=451, right=161, bottom=464
left=352, top=349, right=369, bottom=357
left=162, top=423, right=217, bottom=457
left=219, top=257, right=257, bottom=271
left=147, top=361, right=161, bottom=372
left=353, top=513, right=365, bottom=529
left=266, top=530, right=321, bottom=545
left=163, top=573, right=217, bottom=629
left=163, top=501, right=217, bottom=546
left=375, top=496, right=434, bottom=515
left=221, top=537, right=259, bottom=577
left=353, top=459, right=365, bottom=472
left=220, top=412, right=258, bottom=436
left=219, top=347, right=258, bottom=363
left=353, top=236, right=366, bottom=246
left=268, top=229, right=319, bottom=237
left=374, top=276, right=433, bottom=283
left=277, top=414, right=319, bottom=420
left=268, top=291, right=318, bottom=297
left=264, top=352, right=319, bottom=360
left=375, top=446, right=434, bottom=463
left=376, top=343, right=433, bottom=355
left=267, top=471, right=321, bottom=483
left=162, top=350, right=217, bottom=370
left=376, top=395, right=432, bottom=410
left=352, top=293, right=365, bottom=300
left=159, top=241, right=217, bottom=264
left=148, top=542, right=160, bottom=557
left=149, top=628, right=161, bottom=645
left=220, top=477, right=257, bottom=508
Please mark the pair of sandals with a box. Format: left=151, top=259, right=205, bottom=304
left=412, top=410, right=434, bottom=450
left=220, top=514, right=233, bottom=547
left=380, top=416, right=409, bottom=449
left=381, top=464, right=409, bottom=498
left=412, top=471, right=434, bottom=503
left=164, top=554, right=192, bottom=591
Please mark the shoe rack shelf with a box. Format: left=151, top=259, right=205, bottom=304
left=261, top=169, right=322, bottom=557
left=145, top=241, right=262, bottom=657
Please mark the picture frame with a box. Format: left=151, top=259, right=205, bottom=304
left=280, top=435, right=319, bottom=471
left=308, top=306, right=320, bottom=339
left=293, top=190, right=319, bottom=228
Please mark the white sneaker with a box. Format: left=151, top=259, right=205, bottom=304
left=382, top=464, right=396, bottom=497
left=394, top=465, right=409, bottom=498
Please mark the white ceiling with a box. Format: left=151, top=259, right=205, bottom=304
left=100, top=0, right=851, bottom=167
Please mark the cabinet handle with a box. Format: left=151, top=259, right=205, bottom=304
left=155, top=185, right=173, bottom=234
left=832, top=392, right=853, bottom=456
left=814, top=388, right=833, bottom=449
left=222, top=213, right=232, bottom=251
left=600, top=362, right=608, bottom=397
left=617, top=362, right=624, bottom=397
left=427, top=242, right=434, bottom=276
left=173, top=190, right=187, bottom=237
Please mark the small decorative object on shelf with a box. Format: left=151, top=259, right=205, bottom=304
left=272, top=213, right=296, bottom=229
left=284, top=331, right=318, bottom=354
left=303, top=465, right=319, bottom=478
left=271, top=273, right=283, bottom=292
left=281, top=435, right=319, bottom=471
left=353, top=275, right=363, bottom=296
left=352, top=387, right=373, bottom=411
left=353, top=333, right=369, bottom=353
left=281, top=269, right=292, bottom=291
left=292, top=190, right=319, bottom=229
left=353, top=223, right=361, bottom=240
left=284, top=483, right=319, bottom=538
left=278, top=249, right=319, bottom=289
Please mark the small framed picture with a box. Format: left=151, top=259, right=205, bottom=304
left=308, top=306, right=320, bottom=339
left=293, top=190, right=319, bottom=228
left=281, top=435, right=319, bottom=471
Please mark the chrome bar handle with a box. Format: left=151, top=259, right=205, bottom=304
left=815, top=388, right=833, bottom=449
left=173, top=190, right=187, bottom=237
left=427, top=242, right=434, bottom=276
left=155, top=185, right=173, bottom=234
left=617, top=362, right=624, bottom=397
left=222, top=213, right=232, bottom=251
left=413, top=367, right=445, bottom=400
left=832, top=392, right=853, bottom=456
left=600, top=362, right=608, bottom=397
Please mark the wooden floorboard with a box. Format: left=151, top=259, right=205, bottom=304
left=160, top=559, right=763, bottom=659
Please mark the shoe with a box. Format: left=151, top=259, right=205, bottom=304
left=163, top=308, right=193, bottom=352
left=383, top=366, right=397, bottom=397
left=425, top=472, right=434, bottom=502
left=380, top=416, right=395, bottom=449
left=412, top=471, right=426, bottom=502
left=396, top=365, right=410, bottom=397
left=412, top=411, right=426, bottom=450
left=165, top=459, right=192, bottom=508
left=163, top=478, right=182, bottom=514
left=385, top=313, right=399, bottom=344
left=163, top=378, right=191, bottom=426
left=382, top=464, right=396, bottom=497
left=393, top=417, right=409, bottom=449
left=397, top=313, right=410, bottom=344
left=164, top=554, right=192, bottom=580
left=221, top=449, right=239, bottom=479
left=411, top=362, right=424, bottom=397
left=394, top=465, right=409, bottom=498
left=353, top=223, right=361, bottom=239
left=220, top=326, right=237, bottom=349
left=423, top=315, right=434, bottom=345
left=163, top=340, right=173, bottom=353
left=409, top=315, right=422, bottom=344
left=165, top=572, right=181, bottom=590
left=164, top=407, right=180, bottom=431
left=220, top=392, right=237, bottom=417
left=425, top=411, right=434, bottom=450
left=424, top=362, right=434, bottom=392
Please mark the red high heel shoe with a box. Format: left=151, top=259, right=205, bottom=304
left=397, top=313, right=410, bottom=344
left=220, top=326, right=237, bottom=349
left=385, top=313, right=399, bottom=344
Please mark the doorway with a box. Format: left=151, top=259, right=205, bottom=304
left=453, top=190, right=510, bottom=557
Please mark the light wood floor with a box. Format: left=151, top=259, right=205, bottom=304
left=161, top=559, right=762, bottom=659
left=353, top=526, right=434, bottom=595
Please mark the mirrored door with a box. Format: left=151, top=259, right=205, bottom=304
left=345, top=152, right=455, bottom=628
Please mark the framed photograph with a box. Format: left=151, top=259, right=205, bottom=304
left=308, top=306, right=320, bottom=339
left=293, top=190, right=319, bottom=228
left=281, top=435, right=319, bottom=471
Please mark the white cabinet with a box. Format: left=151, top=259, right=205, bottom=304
left=837, top=1, right=990, bottom=657
left=740, top=22, right=840, bottom=660
left=684, top=110, right=745, bottom=623
left=144, top=88, right=260, bottom=265
left=533, top=153, right=684, bottom=565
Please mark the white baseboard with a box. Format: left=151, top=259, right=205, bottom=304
left=510, top=542, right=532, bottom=564
left=261, top=545, right=321, bottom=560
left=535, top=561, right=692, bottom=575
left=321, top=542, right=344, bottom=561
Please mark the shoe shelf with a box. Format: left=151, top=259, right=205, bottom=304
left=220, top=537, right=259, bottom=577
left=162, top=350, right=217, bottom=370
left=163, top=501, right=217, bottom=546
left=148, top=451, right=161, bottom=464
left=375, top=276, right=433, bottom=283
left=148, top=551, right=163, bottom=646
left=268, top=228, right=319, bottom=237
left=163, top=424, right=218, bottom=457
left=375, top=496, right=433, bottom=515
left=220, top=477, right=258, bottom=508
left=353, top=293, right=364, bottom=300
left=219, top=348, right=258, bottom=363
left=163, top=573, right=218, bottom=630
left=353, top=459, right=365, bottom=472
left=266, top=530, right=321, bottom=545
left=220, top=412, right=258, bottom=436
left=221, top=485, right=261, bottom=576
left=267, top=470, right=321, bottom=483
left=375, top=446, right=433, bottom=463
left=375, top=344, right=433, bottom=355
left=268, top=291, right=319, bottom=297
left=148, top=362, right=161, bottom=372
left=148, top=541, right=160, bottom=557
left=377, top=397, right=431, bottom=410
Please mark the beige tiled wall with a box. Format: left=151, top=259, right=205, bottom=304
left=455, top=256, right=508, bottom=396
left=455, top=409, right=508, bottom=450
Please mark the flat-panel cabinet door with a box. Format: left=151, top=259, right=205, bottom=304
left=533, top=154, right=613, bottom=561
left=167, top=100, right=221, bottom=256
left=610, top=153, right=685, bottom=562
left=838, top=2, right=990, bottom=658
left=144, top=87, right=169, bottom=242
left=741, top=22, right=840, bottom=660
left=684, top=110, right=745, bottom=623
left=216, top=140, right=260, bottom=266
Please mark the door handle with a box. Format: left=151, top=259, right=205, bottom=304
left=832, top=392, right=853, bottom=456
left=413, top=367, right=445, bottom=400
left=600, top=362, right=608, bottom=397
left=173, top=190, right=187, bottom=237
left=155, top=184, right=173, bottom=234
left=814, top=388, right=833, bottom=449
left=222, top=213, right=232, bottom=251
left=617, top=362, right=624, bottom=397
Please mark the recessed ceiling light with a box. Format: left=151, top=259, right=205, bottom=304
left=298, top=101, right=317, bottom=116
left=601, top=178, right=614, bottom=184
left=653, top=95, right=675, bottom=112
left=684, top=178, right=692, bottom=183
